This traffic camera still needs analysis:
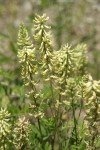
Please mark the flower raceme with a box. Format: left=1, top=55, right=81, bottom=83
left=13, top=117, right=31, bottom=150
left=0, top=108, right=11, bottom=149
left=83, top=75, right=100, bottom=149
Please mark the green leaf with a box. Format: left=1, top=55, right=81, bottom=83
left=0, top=32, right=9, bottom=39
left=41, top=0, right=49, bottom=6
left=41, top=85, right=52, bottom=100
left=0, top=53, right=13, bottom=63
left=45, top=142, right=52, bottom=150
left=9, top=41, right=17, bottom=54
left=1, top=96, right=10, bottom=108
left=31, top=124, right=41, bottom=136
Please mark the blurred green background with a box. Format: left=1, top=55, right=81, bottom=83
left=0, top=0, right=100, bottom=111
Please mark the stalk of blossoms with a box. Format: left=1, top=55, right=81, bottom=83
left=83, top=75, right=100, bottom=149
left=0, top=108, right=11, bottom=150
left=17, top=24, right=45, bottom=148
left=17, top=23, right=37, bottom=95
left=13, top=117, right=31, bottom=150
left=33, top=14, right=56, bottom=116
left=52, top=45, right=74, bottom=135
left=52, top=44, right=87, bottom=149
left=53, top=44, right=87, bottom=99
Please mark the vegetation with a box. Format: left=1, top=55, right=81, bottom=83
left=0, top=13, right=99, bottom=150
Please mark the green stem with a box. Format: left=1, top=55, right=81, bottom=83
left=3, top=135, right=6, bottom=150
left=29, top=73, right=45, bottom=149
left=71, top=92, right=78, bottom=149
left=77, top=87, right=83, bottom=121
left=91, top=98, right=98, bottom=149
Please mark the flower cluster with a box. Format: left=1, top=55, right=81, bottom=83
left=33, top=14, right=53, bottom=80
left=17, top=24, right=37, bottom=96
left=83, top=75, right=100, bottom=149
left=17, top=23, right=44, bottom=119
left=13, top=117, right=31, bottom=150
left=0, top=108, right=11, bottom=149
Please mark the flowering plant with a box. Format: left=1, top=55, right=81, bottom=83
left=0, top=14, right=99, bottom=150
